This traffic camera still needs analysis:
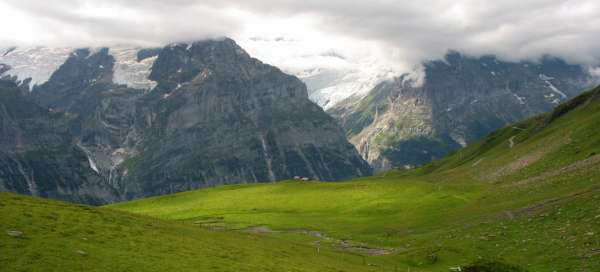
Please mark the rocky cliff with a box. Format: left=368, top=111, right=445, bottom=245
left=0, top=78, right=119, bottom=204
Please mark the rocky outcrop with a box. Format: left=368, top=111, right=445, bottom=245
left=331, top=52, right=596, bottom=171
left=25, top=38, right=370, bottom=201
left=0, top=79, right=119, bottom=204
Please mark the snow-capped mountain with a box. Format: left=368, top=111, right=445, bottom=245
left=0, top=39, right=371, bottom=203
left=237, top=37, right=399, bottom=109
left=0, top=46, right=159, bottom=91
left=2, top=39, right=401, bottom=110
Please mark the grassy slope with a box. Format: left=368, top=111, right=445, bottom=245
left=0, top=193, right=383, bottom=272
left=112, top=86, right=600, bottom=271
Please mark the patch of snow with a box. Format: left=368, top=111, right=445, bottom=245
left=539, top=74, right=567, bottom=100
left=513, top=93, right=526, bottom=105
left=111, top=47, right=158, bottom=91
left=539, top=74, right=555, bottom=81
left=547, top=82, right=567, bottom=99
left=0, top=47, right=73, bottom=89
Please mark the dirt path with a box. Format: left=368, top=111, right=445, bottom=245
left=472, top=158, right=484, bottom=167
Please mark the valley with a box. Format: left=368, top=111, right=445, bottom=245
left=2, top=2, right=600, bottom=271
left=3, top=86, right=599, bottom=271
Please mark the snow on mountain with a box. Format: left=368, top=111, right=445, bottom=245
left=2, top=39, right=401, bottom=107
left=238, top=37, right=399, bottom=109
left=300, top=60, right=398, bottom=109
left=0, top=47, right=158, bottom=91
left=0, top=47, right=72, bottom=89
left=110, top=47, right=157, bottom=90
left=539, top=73, right=568, bottom=103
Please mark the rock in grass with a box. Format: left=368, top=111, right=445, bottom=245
left=6, top=230, right=23, bottom=237
left=75, top=250, right=87, bottom=256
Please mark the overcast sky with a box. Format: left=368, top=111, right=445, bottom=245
left=2, top=0, right=600, bottom=71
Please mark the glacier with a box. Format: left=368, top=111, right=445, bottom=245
left=0, top=47, right=72, bottom=89
left=111, top=47, right=158, bottom=91
left=0, top=47, right=158, bottom=91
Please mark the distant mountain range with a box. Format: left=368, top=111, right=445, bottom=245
left=2, top=39, right=600, bottom=202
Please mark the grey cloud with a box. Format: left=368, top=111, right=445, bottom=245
left=2, top=0, right=599, bottom=65
left=219, top=0, right=600, bottom=64
left=2, top=0, right=238, bottom=47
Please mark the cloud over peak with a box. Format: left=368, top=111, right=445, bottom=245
left=1, top=0, right=600, bottom=68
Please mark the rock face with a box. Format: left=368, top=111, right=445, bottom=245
left=331, top=52, right=597, bottom=172
left=111, top=39, right=371, bottom=199
left=3, top=38, right=371, bottom=202
left=0, top=79, right=119, bottom=204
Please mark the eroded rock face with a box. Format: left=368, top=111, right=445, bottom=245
left=25, top=38, right=370, bottom=201
left=0, top=79, right=119, bottom=204
left=331, top=52, right=596, bottom=172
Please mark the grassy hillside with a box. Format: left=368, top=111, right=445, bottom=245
left=112, top=86, right=600, bottom=271
left=0, top=192, right=388, bottom=272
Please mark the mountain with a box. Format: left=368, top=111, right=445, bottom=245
left=0, top=78, right=119, bottom=204
left=330, top=52, right=598, bottom=171
left=1, top=38, right=371, bottom=202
